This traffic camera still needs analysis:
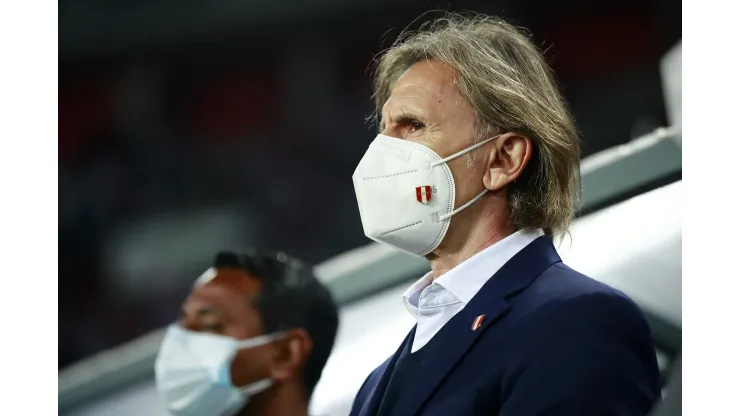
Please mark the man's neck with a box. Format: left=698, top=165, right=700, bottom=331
left=427, top=196, right=513, bottom=280
left=239, top=382, right=309, bottom=416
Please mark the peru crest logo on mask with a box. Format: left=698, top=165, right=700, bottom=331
left=416, top=186, right=433, bottom=204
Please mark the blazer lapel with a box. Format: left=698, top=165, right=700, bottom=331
left=360, top=326, right=416, bottom=416
left=392, top=236, right=562, bottom=416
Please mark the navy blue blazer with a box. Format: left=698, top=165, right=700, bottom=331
left=350, top=236, right=661, bottom=416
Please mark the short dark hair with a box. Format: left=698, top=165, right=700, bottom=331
left=213, top=250, right=339, bottom=398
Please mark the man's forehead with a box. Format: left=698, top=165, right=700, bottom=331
left=183, top=271, right=264, bottom=334
left=192, top=267, right=262, bottom=295
left=393, top=60, right=458, bottom=98
left=383, top=60, right=462, bottom=118
left=184, top=270, right=261, bottom=314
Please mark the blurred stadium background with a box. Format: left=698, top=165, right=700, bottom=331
left=59, top=0, right=681, bottom=414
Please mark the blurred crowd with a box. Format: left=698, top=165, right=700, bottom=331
left=59, top=50, right=373, bottom=367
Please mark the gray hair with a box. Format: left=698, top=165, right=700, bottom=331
left=371, top=13, right=581, bottom=237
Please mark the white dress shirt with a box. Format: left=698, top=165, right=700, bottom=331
left=402, top=228, right=545, bottom=352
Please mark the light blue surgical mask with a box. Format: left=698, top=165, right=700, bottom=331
left=154, top=324, right=284, bottom=416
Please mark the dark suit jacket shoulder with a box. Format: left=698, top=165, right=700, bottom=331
left=350, top=237, right=661, bottom=416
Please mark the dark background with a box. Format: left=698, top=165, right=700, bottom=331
left=58, top=0, right=681, bottom=369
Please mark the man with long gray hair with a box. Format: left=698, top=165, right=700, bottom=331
left=350, top=14, right=661, bottom=416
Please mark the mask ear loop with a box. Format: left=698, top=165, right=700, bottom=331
left=238, top=378, right=274, bottom=396
left=235, top=331, right=286, bottom=350
left=232, top=332, right=286, bottom=394
left=438, top=189, right=489, bottom=222
left=430, top=134, right=501, bottom=167
left=431, top=134, right=501, bottom=222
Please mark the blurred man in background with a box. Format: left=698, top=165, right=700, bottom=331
left=350, top=14, right=661, bottom=416
left=154, top=250, right=338, bottom=416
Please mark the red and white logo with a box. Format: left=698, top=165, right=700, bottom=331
left=416, top=186, right=433, bottom=204
left=471, top=314, right=486, bottom=331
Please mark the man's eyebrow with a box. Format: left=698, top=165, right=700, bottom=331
left=383, top=107, right=426, bottom=126
left=395, top=108, right=425, bottom=122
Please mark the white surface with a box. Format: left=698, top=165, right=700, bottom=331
left=66, top=380, right=166, bottom=416
left=559, top=180, right=682, bottom=326
left=313, top=241, right=403, bottom=283
left=309, top=283, right=415, bottom=416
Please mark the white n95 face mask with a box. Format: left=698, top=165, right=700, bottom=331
left=154, top=324, right=284, bottom=416
left=352, top=134, right=499, bottom=257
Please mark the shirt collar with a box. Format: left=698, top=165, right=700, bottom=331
left=402, top=271, right=434, bottom=317
left=402, top=228, right=545, bottom=316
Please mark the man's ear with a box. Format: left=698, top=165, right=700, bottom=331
left=269, top=328, right=312, bottom=382
left=482, top=132, right=533, bottom=192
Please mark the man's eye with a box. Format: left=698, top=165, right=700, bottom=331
left=411, top=121, right=425, bottom=131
